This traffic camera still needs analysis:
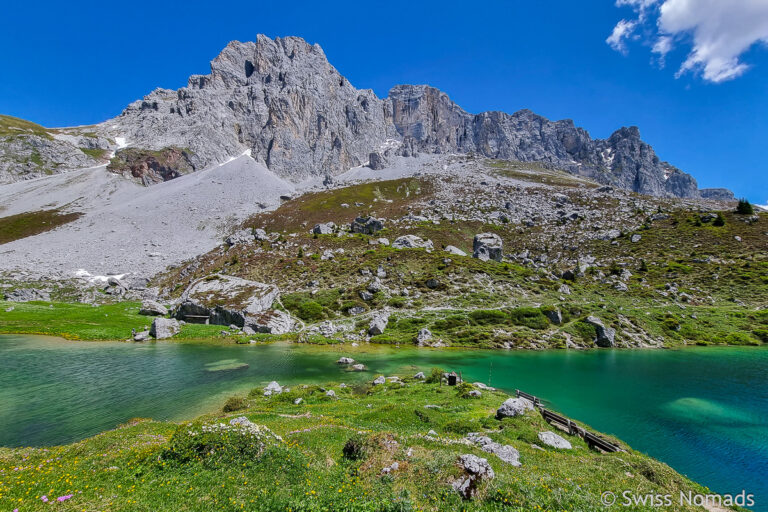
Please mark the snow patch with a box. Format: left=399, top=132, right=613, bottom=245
left=74, top=269, right=126, bottom=283
left=115, top=137, right=128, bottom=149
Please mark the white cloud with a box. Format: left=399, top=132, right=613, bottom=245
left=608, top=0, right=768, bottom=83
left=606, top=19, right=638, bottom=54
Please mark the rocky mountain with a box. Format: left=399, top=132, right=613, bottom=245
left=0, top=35, right=733, bottom=199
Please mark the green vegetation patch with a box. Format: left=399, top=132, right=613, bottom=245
left=0, top=114, right=52, bottom=139
left=0, top=209, right=83, bottom=245
left=0, top=379, right=717, bottom=511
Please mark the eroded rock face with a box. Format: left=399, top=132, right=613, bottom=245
left=388, top=85, right=706, bottom=198
left=0, top=116, right=110, bottom=184
left=111, top=36, right=396, bottom=181
left=107, top=147, right=194, bottom=185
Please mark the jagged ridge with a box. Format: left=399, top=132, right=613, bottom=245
left=0, top=35, right=733, bottom=199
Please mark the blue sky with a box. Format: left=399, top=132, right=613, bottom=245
left=1, top=0, right=766, bottom=203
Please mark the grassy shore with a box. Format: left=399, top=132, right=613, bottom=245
left=1, top=299, right=765, bottom=350
left=0, top=375, right=736, bottom=511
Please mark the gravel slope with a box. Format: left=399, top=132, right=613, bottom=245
left=0, top=155, right=294, bottom=280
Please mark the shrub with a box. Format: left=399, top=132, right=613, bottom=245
left=508, top=307, right=549, bottom=330
left=752, top=329, right=768, bottom=343
left=469, top=309, right=507, bottom=326
left=736, top=199, right=754, bottom=215
left=445, top=418, right=478, bottom=435
left=456, top=382, right=475, bottom=398
left=713, top=213, right=726, bottom=226
left=573, top=321, right=597, bottom=343
left=297, top=300, right=324, bottom=321
left=162, top=421, right=282, bottom=466
left=725, top=332, right=759, bottom=345
left=388, top=296, right=407, bottom=308
left=425, top=367, right=445, bottom=384
left=222, top=396, right=247, bottom=412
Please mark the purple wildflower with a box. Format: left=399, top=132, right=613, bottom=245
left=41, top=495, right=49, bottom=502
left=57, top=494, right=74, bottom=502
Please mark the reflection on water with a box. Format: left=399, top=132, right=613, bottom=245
left=1, top=335, right=766, bottom=509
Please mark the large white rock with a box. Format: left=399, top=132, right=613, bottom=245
left=391, top=235, right=434, bottom=250
left=537, top=431, right=572, bottom=450
left=149, top=318, right=180, bottom=339
left=495, top=397, right=534, bottom=419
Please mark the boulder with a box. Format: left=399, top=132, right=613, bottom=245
left=150, top=318, right=180, bottom=339
left=392, top=235, right=434, bottom=250
left=264, top=381, right=283, bottom=396
left=133, top=330, right=150, bottom=342
left=631, top=234, right=642, bottom=243
left=543, top=308, right=562, bottom=325
left=225, top=228, right=254, bottom=246
left=337, top=357, right=355, bottom=364
left=453, top=454, right=495, bottom=499
left=350, top=216, right=384, bottom=235
left=245, top=310, right=294, bottom=335
left=173, top=274, right=279, bottom=328
left=368, top=312, right=389, bottom=336
left=372, top=375, right=386, bottom=385
left=495, top=397, right=534, bottom=419
left=311, top=222, right=336, bottom=235
left=368, top=151, right=388, bottom=170
left=229, top=416, right=254, bottom=427
left=444, top=245, right=467, bottom=256
left=414, top=371, right=426, bottom=380
left=467, top=433, right=521, bottom=466
left=351, top=364, right=367, bottom=371
left=325, top=390, right=337, bottom=398
left=472, top=233, right=503, bottom=262
left=139, top=300, right=168, bottom=316
left=585, top=316, right=616, bottom=347
left=416, top=328, right=432, bottom=345
left=537, top=431, right=572, bottom=450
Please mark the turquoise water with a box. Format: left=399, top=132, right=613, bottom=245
left=1, top=335, right=766, bottom=509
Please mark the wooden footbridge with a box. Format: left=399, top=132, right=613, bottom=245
left=515, top=389, right=625, bottom=453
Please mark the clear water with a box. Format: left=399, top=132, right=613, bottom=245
left=1, top=335, right=766, bottom=509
